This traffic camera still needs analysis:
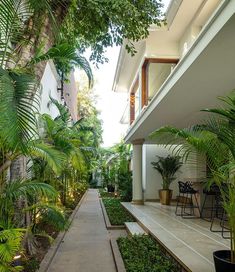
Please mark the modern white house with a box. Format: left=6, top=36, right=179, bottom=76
left=40, top=60, right=78, bottom=122
left=113, top=0, right=235, bottom=204
left=113, top=1, right=235, bottom=270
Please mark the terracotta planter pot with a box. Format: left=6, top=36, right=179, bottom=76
left=213, top=250, right=235, bottom=272
left=159, top=189, right=172, bottom=205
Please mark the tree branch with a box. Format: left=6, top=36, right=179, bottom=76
left=0, top=160, right=12, bottom=174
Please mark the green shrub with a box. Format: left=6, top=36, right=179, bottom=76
left=117, top=235, right=179, bottom=272
left=102, top=198, right=135, bottom=225
left=118, top=171, right=132, bottom=201
left=23, top=257, right=40, bottom=272
left=99, top=188, right=114, bottom=198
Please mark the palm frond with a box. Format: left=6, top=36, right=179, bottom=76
left=29, top=43, right=93, bottom=87
left=0, top=228, right=24, bottom=266
left=0, top=67, right=39, bottom=152
left=27, top=203, right=66, bottom=231
left=30, top=142, right=67, bottom=174
left=150, top=125, right=227, bottom=171
left=1, top=179, right=57, bottom=206
left=50, top=96, right=71, bottom=125
left=0, top=0, right=31, bottom=66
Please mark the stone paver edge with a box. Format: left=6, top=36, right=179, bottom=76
left=37, top=190, right=88, bottom=272
left=121, top=202, right=191, bottom=272
left=99, top=199, right=126, bottom=230
left=110, top=238, right=126, bottom=272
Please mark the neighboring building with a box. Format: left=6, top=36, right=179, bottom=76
left=112, top=0, right=235, bottom=203
left=40, top=60, right=78, bottom=122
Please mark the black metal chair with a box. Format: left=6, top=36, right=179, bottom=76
left=201, top=184, right=219, bottom=221
left=175, top=181, right=200, bottom=218
left=210, top=185, right=230, bottom=239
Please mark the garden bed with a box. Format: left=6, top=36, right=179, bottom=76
left=101, top=197, right=135, bottom=226
left=117, top=235, right=181, bottom=272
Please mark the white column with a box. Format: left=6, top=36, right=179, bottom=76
left=132, top=139, right=144, bottom=204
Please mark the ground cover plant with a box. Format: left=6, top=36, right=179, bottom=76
left=102, top=197, right=135, bottom=225
left=99, top=189, right=115, bottom=198
left=117, top=235, right=180, bottom=272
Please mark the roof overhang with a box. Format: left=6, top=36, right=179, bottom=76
left=124, top=0, right=235, bottom=143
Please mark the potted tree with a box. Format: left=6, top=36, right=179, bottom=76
left=151, top=155, right=182, bottom=205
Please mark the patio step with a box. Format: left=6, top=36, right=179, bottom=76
left=122, top=202, right=230, bottom=272
left=124, top=222, right=148, bottom=236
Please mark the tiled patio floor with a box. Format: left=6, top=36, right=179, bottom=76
left=122, top=202, right=230, bottom=272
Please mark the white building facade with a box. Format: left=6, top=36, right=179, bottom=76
left=39, top=60, right=78, bottom=122
left=113, top=0, right=235, bottom=203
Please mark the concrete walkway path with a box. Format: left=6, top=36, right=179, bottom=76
left=47, top=189, right=116, bottom=272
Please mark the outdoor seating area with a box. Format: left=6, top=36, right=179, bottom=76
left=122, top=201, right=230, bottom=272
left=174, top=181, right=231, bottom=240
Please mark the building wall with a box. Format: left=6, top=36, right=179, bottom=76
left=39, top=61, right=62, bottom=118
left=39, top=62, right=79, bottom=122
left=179, top=25, right=202, bottom=57
left=64, top=72, right=78, bottom=122
left=143, top=144, right=206, bottom=201
left=146, top=31, right=179, bottom=58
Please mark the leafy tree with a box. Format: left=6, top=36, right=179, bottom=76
left=77, top=75, right=103, bottom=148
left=112, top=142, right=132, bottom=201
left=99, top=142, right=132, bottom=200
left=60, top=0, right=164, bottom=63
left=76, top=76, right=103, bottom=186
left=0, top=0, right=164, bottom=67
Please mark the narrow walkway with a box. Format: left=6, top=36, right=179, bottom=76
left=47, top=189, right=116, bottom=272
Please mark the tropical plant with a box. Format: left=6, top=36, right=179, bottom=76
left=117, top=235, right=179, bottom=272
left=0, top=228, right=25, bottom=272
left=102, top=198, right=134, bottom=225
left=33, top=99, right=92, bottom=206
left=113, top=142, right=132, bottom=201
left=151, top=155, right=182, bottom=190
left=150, top=92, right=235, bottom=263
left=0, top=178, right=64, bottom=268
left=98, top=143, right=132, bottom=199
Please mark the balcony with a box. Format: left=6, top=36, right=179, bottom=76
left=129, top=58, right=178, bottom=125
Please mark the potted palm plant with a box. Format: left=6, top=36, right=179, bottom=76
left=150, top=93, right=235, bottom=271
left=151, top=155, right=182, bottom=205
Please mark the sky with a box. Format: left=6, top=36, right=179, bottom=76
left=78, top=0, right=172, bottom=148
left=92, top=47, right=128, bottom=147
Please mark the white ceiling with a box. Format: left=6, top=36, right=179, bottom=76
left=125, top=11, right=235, bottom=143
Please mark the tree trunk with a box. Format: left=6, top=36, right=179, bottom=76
left=10, top=156, right=27, bottom=181
left=0, top=160, right=12, bottom=174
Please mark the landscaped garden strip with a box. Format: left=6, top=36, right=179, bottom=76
left=102, top=197, right=135, bottom=225
left=117, top=235, right=180, bottom=272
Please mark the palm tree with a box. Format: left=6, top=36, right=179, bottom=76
left=151, top=155, right=182, bottom=190
left=34, top=99, right=92, bottom=205
left=0, top=178, right=66, bottom=269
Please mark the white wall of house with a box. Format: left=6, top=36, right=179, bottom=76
left=64, top=72, right=78, bottom=122
left=39, top=61, right=62, bottom=118
left=142, top=144, right=206, bottom=201
left=146, top=31, right=179, bottom=58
